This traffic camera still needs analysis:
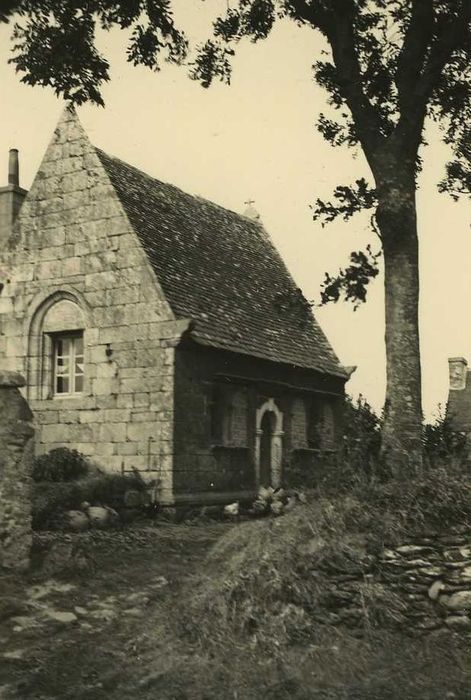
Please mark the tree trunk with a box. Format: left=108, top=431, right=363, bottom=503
left=376, top=174, right=423, bottom=477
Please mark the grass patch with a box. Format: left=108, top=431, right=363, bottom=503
left=180, top=462, right=471, bottom=655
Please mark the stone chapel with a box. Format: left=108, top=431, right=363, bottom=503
left=0, top=105, right=352, bottom=505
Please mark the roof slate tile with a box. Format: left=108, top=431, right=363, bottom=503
left=96, top=148, right=346, bottom=377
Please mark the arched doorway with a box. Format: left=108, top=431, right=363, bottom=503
left=255, top=399, right=284, bottom=488
left=259, top=410, right=276, bottom=487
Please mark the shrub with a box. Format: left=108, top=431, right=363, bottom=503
left=284, top=396, right=381, bottom=492
left=32, top=447, right=90, bottom=482
left=342, top=394, right=381, bottom=475
left=32, top=472, right=147, bottom=529
left=183, top=468, right=471, bottom=655
left=422, top=405, right=467, bottom=468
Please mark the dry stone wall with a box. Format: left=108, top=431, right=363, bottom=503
left=314, top=528, right=471, bottom=634
left=0, top=106, right=183, bottom=503
left=0, top=370, right=34, bottom=571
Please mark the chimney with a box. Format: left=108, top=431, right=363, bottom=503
left=448, top=357, right=468, bottom=391
left=8, top=148, right=19, bottom=185
left=0, top=149, right=27, bottom=247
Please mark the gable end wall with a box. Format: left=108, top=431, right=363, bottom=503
left=0, top=106, right=183, bottom=503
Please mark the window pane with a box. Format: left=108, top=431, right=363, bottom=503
left=53, top=333, right=84, bottom=396
left=57, top=357, right=69, bottom=370
left=58, top=338, right=71, bottom=357
left=56, top=376, right=69, bottom=394
left=75, top=362, right=84, bottom=377
left=74, top=374, right=83, bottom=393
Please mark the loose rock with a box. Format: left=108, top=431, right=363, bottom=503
left=45, top=610, right=78, bottom=624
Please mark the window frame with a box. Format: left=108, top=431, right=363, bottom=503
left=51, top=330, right=84, bottom=398
left=210, top=384, right=248, bottom=448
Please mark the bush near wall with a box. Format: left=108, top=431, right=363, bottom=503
left=285, top=397, right=468, bottom=495
left=32, top=473, right=148, bottom=530
left=32, top=447, right=90, bottom=482
left=31, top=448, right=148, bottom=529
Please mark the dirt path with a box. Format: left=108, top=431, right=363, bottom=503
left=2, top=521, right=470, bottom=700
left=0, top=522, right=231, bottom=700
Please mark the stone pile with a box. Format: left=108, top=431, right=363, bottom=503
left=378, top=529, right=471, bottom=633
left=302, top=527, right=471, bottom=635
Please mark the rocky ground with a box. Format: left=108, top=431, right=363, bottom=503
left=0, top=522, right=231, bottom=700
left=1, top=520, right=470, bottom=700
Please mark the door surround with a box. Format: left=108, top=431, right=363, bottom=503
left=255, top=398, right=284, bottom=488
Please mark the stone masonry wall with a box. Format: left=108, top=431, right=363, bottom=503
left=314, top=528, right=471, bottom=635
left=0, top=105, right=184, bottom=503
left=0, top=370, right=34, bottom=571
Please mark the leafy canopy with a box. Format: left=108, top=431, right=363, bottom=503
left=3, top=1, right=471, bottom=302
left=2, top=1, right=187, bottom=106
left=190, top=1, right=471, bottom=303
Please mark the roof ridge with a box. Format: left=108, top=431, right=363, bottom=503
left=94, top=147, right=264, bottom=230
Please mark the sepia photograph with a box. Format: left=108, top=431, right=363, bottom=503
left=0, top=1, right=470, bottom=698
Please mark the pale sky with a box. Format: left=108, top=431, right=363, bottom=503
left=0, top=1, right=470, bottom=419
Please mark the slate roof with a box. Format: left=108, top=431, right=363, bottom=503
left=96, top=148, right=347, bottom=377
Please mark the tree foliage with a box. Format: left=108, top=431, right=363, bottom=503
left=439, top=129, right=471, bottom=198
left=2, top=1, right=187, bottom=105
left=320, top=245, right=381, bottom=308
left=190, top=0, right=471, bottom=305
left=4, top=2, right=470, bottom=213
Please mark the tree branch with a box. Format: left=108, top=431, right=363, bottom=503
left=395, top=0, right=434, bottom=113
left=325, top=0, right=385, bottom=172
left=421, top=3, right=471, bottom=97
left=394, top=2, right=471, bottom=154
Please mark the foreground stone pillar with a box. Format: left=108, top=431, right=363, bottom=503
left=0, top=371, right=34, bottom=572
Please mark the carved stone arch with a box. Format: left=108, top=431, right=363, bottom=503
left=26, top=288, right=90, bottom=400
left=255, top=398, right=284, bottom=488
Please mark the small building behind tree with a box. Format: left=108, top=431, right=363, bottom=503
left=447, top=357, right=471, bottom=448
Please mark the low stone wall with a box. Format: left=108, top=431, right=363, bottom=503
left=315, top=528, right=471, bottom=634
left=379, top=530, right=471, bottom=632
left=0, top=370, right=35, bottom=571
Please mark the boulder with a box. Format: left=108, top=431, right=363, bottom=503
left=86, top=506, right=109, bottom=528
left=459, top=565, right=471, bottom=581
left=445, top=615, right=471, bottom=631
left=270, top=501, right=284, bottom=517
left=428, top=580, right=445, bottom=601
left=45, top=610, right=78, bottom=624
left=224, top=502, right=239, bottom=518
left=445, top=590, right=471, bottom=611
left=0, top=597, right=31, bottom=622
left=65, top=510, right=89, bottom=532
left=86, top=506, right=119, bottom=528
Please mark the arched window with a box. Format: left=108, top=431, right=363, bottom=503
left=27, top=292, right=87, bottom=400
